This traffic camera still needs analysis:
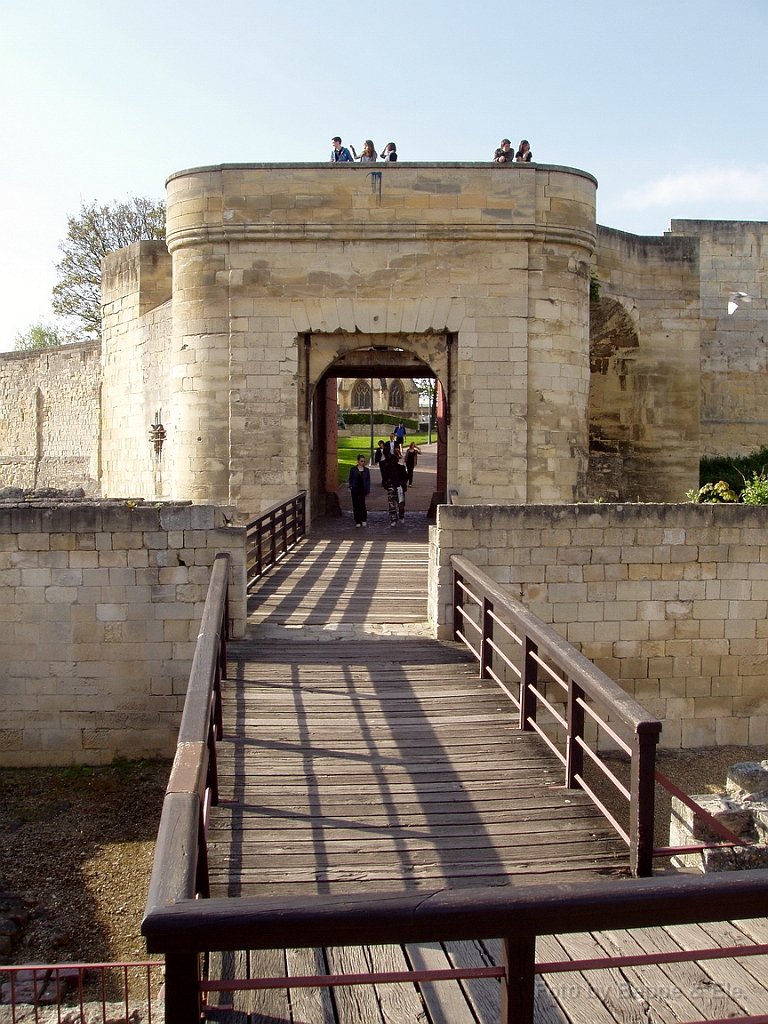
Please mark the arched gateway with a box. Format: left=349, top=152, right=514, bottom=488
left=101, top=162, right=596, bottom=520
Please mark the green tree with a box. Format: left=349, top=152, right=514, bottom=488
left=52, top=196, right=166, bottom=340
left=414, top=377, right=437, bottom=439
left=13, top=322, right=75, bottom=351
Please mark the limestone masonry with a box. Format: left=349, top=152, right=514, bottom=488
left=0, top=499, right=245, bottom=766
left=3, top=164, right=764, bottom=516
left=430, top=503, right=768, bottom=749
left=0, top=162, right=767, bottom=761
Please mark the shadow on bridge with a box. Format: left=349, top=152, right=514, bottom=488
left=212, top=522, right=627, bottom=904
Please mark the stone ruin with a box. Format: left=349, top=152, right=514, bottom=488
left=670, top=761, right=768, bottom=871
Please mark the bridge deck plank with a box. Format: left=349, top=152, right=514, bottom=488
left=205, top=521, right=767, bottom=1024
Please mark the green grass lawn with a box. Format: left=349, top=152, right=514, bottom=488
left=337, top=434, right=431, bottom=485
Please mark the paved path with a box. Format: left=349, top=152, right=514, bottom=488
left=337, top=442, right=437, bottom=517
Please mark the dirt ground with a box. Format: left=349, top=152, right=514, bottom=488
left=0, top=759, right=170, bottom=965
left=1, top=746, right=765, bottom=966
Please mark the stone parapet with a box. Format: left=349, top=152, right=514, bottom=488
left=0, top=500, right=246, bottom=766
left=429, top=502, right=768, bottom=748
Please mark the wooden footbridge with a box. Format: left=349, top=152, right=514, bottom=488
left=143, top=499, right=768, bottom=1024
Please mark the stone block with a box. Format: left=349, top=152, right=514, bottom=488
left=725, top=761, right=768, bottom=800
left=670, top=792, right=755, bottom=869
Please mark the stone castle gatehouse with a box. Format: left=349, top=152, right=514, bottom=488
left=1, top=163, right=766, bottom=520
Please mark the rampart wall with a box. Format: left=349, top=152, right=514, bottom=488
left=0, top=500, right=246, bottom=766
left=0, top=342, right=101, bottom=494
left=101, top=240, right=173, bottom=500
left=591, top=228, right=701, bottom=502
left=668, top=220, right=768, bottom=458
left=430, top=503, right=768, bottom=749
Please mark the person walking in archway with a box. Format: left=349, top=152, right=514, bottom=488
left=383, top=452, right=408, bottom=527
left=348, top=454, right=371, bottom=527
left=404, top=441, right=422, bottom=486
left=374, top=440, right=388, bottom=487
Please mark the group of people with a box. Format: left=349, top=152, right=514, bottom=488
left=347, top=421, right=422, bottom=529
left=331, top=136, right=534, bottom=164
left=331, top=137, right=397, bottom=163
left=493, top=139, right=532, bottom=163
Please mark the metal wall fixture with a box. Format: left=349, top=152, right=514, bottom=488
left=149, top=412, right=167, bottom=458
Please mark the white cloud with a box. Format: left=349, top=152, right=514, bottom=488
left=615, top=166, right=768, bottom=210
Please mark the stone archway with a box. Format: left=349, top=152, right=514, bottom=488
left=306, top=336, right=449, bottom=520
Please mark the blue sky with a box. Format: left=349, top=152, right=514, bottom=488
left=1, top=0, right=767, bottom=350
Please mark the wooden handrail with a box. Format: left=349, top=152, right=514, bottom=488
left=452, top=556, right=659, bottom=734
left=144, top=869, right=768, bottom=954
left=144, top=552, right=230, bottom=917
left=450, top=554, right=661, bottom=876
left=143, top=869, right=768, bottom=1024
left=245, top=491, right=306, bottom=585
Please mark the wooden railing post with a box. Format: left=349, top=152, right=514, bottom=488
left=630, top=723, right=661, bottom=877
left=256, top=522, right=264, bottom=578
left=500, top=934, right=535, bottom=1024
left=480, top=597, right=493, bottom=679
left=453, top=571, right=463, bottom=641
left=565, top=679, right=584, bottom=789
left=519, top=636, right=537, bottom=731
left=164, top=952, right=200, bottom=1024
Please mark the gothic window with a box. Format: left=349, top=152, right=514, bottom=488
left=351, top=380, right=372, bottom=409
left=389, top=380, right=404, bottom=410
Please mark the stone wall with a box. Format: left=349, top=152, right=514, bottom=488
left=163, top=162, right=597, bottom=517
left=591, top=228, right=701, bottom=502
left=667, top=220, right=768, bottom=458
left=101, top=240, right=174, bottom=501
left=0, top=342, right=101, bottom=494
left=0, top=500, right=246, bottom=766
left=429, top=503, right=768, bottom=749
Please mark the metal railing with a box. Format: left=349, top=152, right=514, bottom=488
left=451, top=554, right=661, bottom=877
left=0, top=961, right=163, bottom=1023
left=245, top=491, right=306, bottom=586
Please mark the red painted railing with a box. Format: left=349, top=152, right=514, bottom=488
left=0, top=961, right=163, bottom=1023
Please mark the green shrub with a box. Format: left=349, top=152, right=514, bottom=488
left=341, top=413, right=418, bottom=429
left=686, top=481, right=739, bottom=503
left=699, top=446, right=768, bottom=494
left=740, top=473, right=768, bottom=505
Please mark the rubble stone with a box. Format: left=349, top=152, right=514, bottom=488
left=726, top=761, right=768, bottom=800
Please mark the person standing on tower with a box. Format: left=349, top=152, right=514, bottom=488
left=330, top=137, right=354, bottom=162
left=493, top=139, right=515, bottom=163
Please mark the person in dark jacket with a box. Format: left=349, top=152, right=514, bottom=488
left=382, top=452, right=408, bottom=526
left=404, top=442, right=422, bottom=486
left=373, top=440, right=388, bottom=487
left=348, top=454, right=371, bottom=527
